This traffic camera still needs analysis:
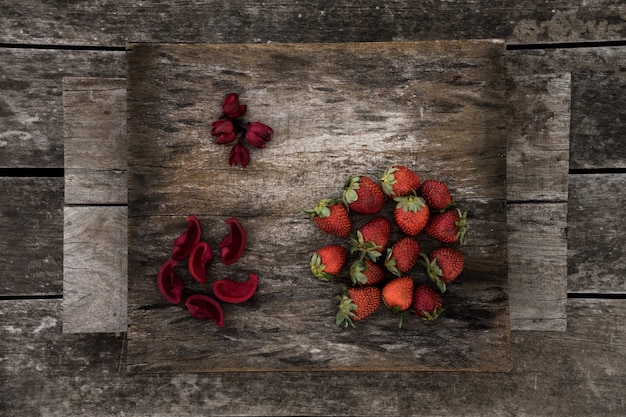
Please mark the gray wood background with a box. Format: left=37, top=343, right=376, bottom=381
left=0, top=1, right=624, bottom=416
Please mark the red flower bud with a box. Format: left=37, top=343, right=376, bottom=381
left=221, top=93, right=247, bottom=119
left=211, top=119, right=236, bottom=144
left=228, top=143, right=250, bottom=167
left=245, top=122, right=273, bottom=148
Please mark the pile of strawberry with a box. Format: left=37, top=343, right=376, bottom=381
left=304, top=165, right=468, bottom=328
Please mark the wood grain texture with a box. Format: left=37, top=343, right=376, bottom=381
left=1, top=298, right=624, bottom=416
left=63, top=206, right=128, bottom=333
left=0, top=48, right=125, bottom=168
left=507, top=203, right=568, bottom=331
left=0, top=177, right=63, bottom=296
left=126, top=41, right=509, bottom=372
left=568, top=174, right=626, bottom=293
left=506, top=73, right=570, bottom=202
left=570, top=70, right=626, bottom=170
left=63, top=77, right=127, bottom=205
left=1, top=1, right=625, bottom=46
left=507, top=46, right=626, bottom=170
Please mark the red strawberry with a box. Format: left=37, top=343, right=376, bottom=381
left=384, top=237, right=420, bottom=276
left=393, top=194, right=430, bottom=236
left=336, top=286, right=382, bottom=327
left=420, top=179, right=454, bottom=212
left=420, top=247, right=464, bottom=293
left=304, top=198, right=352, bottom=237
left=412, top=285, right=444, bottom=321
left=382, top=276, right=414, bottom=328
left=342, top=175, right=386, bottom=215
left=378, top=165, right=420, bottom=198
left=382, top=276, right=414, bottom=312
left=351, top=217, right=392, bottom=262
left=350, top=258, right=386, bottom=286
left=425, top=208, right=468, bottom=245
left=310, top=245, right=347, bottom=281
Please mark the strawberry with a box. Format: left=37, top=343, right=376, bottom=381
left=378, top=165, right=420, bottom=198
left=425, top=207, right=468, bottom=245
left=393, top=194, right=430, bottom=236
left=420, top=247, right=464, bottom=293
left=310, top=245, right=347, bottom=281
left=304, top=198, right=352, bottom=237
left=382, top=276, right=414, bottom=328
left=350, top=258, right=386, bottom=286
left=412, top=285, right=444, bottom=321
left=420, top=179, right=454, bottom=212
left=342, top=175, right=386, bottom=215
left=384, top=237, right=420, bottom=277
left=336, top=286, right=382, bottom=328
left=350, top=217, right=392, bottom=262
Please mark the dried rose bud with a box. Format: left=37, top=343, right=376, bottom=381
left=221, top=93, right=247, bottom=119
left=245, top=121, right=273, bottom=148
left=228, top=143, right=250, bottom=167
left=211, top=119, right=236, bottom=144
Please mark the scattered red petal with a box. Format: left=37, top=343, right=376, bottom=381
left=186, top=294, right=225, bottom=326
left=188, top=241, right=214, bottom=284
left=213, top=272, right=259, bottom=304
left=156, top=259, right=184, bottom=304
left=219, top=217, right=247, bottom=265
left=171, top=215, right=202, bottom=260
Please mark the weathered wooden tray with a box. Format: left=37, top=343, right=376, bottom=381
left=126, top=41, right=509, bottom=373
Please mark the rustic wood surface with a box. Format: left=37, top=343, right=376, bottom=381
left=63, top=77, right=127, bottom=205
left=1, top=0, right=625, bottom=415
left=1, top=298, right=624, bottom=416
left=126, top=41, right=509, bottom=372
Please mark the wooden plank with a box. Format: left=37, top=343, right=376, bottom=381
left=504, top=73, right=570, bottom=331
left=0, top=177, right=63, bottom=296
left=570, top=70, right=626, bottom=170
left=1, top=298, right=624, bottom=416
left=507, top=203, right=568, bottom=331
left=568, top=174, right=626, bottom=293
left=507, top=46, right=626, bottom=170
left=506, top=73, right=570, bottom=202
left=63, top=77, right=127, bottom=205
left=63, top=206, right=127, bottom=333
left=1, top=1, right=625, bottom=46
left=126, top=41, right=509, bottom=372
left=0, top=48, right=125, bottom=168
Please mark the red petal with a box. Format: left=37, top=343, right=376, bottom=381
left=157, top=259, right=184, bottom=304
left=188, top=241, right=214, bottom=284
left=219, top=217, right=246, bottom=265
left=185, top=294, right=225, bottom=326
left=171, top=215, right=202, bottom=260
left=213, top=272, right=259, bottom=304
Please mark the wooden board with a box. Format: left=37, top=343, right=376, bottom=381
left=126, top=41, right=509, bottom=373
left=505, top=73, right=570, bottom=331
left=63, top=77, right=128, bottom=205
left=568, top=173, right=626, bottom=293
left=0, top=177, right=64, bottom=296
left=2, top=298, right=625, bottom=416
left=2, top=1, right=626, bottom=46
